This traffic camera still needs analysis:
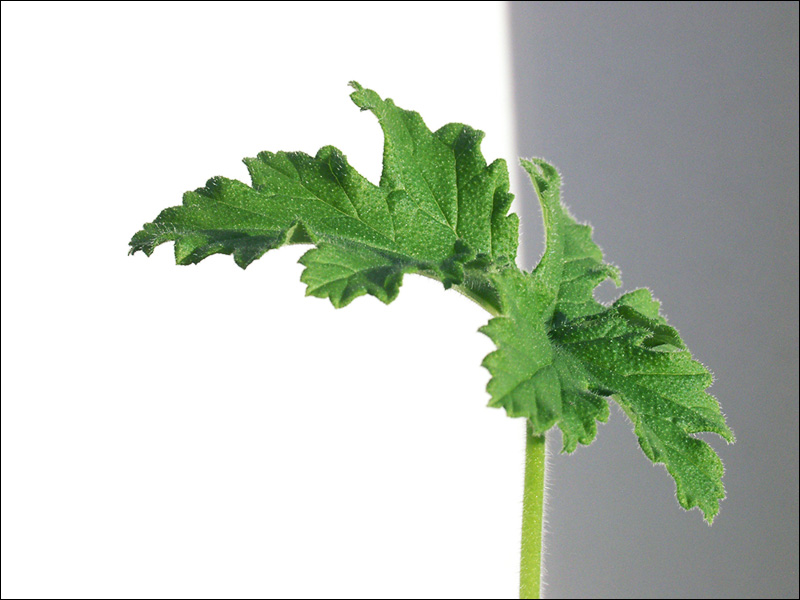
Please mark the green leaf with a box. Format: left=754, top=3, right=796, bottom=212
left=521, top=158, right=621, bottom=320
left=349, top=83, right=518, bottom=262
left=130, top=83, right=732, bottom=523
left=481, top=159, right=618, bottom=446
left=130, top=83, right=517, bottom=307
left=552, top=296, right=733, bottom=518
left=480, top=267, right=612, bottom=451
left=480, top=159, right=733, bottom=522
left=298, top=243, right=410, bottom=308
left=481, top=268, right=560, bottom=429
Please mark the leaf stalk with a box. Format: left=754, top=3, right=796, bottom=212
left=520, top=423, right=546, bottom=599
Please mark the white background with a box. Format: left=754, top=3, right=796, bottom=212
left=1, top=2, right=527, bottom=599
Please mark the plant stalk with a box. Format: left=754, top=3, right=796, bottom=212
left=520, top=422, right=546, bottom=599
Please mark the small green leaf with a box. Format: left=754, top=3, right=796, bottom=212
left=480, top=268, right=560, bottom=430
left=298, top=243, right=411, bottom=308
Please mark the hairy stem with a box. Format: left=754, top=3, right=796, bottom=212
left=520, top=423, right=546, bottom=599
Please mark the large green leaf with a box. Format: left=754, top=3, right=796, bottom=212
left=130, top=83, right=517, bottom=307
left=480, top=159, right=733, bottom=521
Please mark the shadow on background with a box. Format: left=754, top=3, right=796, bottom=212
left=510, top=3, right=798, bottom=598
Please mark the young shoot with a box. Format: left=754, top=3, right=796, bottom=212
left=130, top=83, right=733, bottom=599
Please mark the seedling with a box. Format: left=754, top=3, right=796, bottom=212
left=130, top=83, right=733, bottom=599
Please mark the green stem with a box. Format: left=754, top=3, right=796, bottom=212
left=520, top=422, right=546, bottom=599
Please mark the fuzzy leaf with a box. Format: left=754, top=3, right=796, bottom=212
left=480, top=159, right=733, bottom=522
left=130, top=83, right=517, bottom=306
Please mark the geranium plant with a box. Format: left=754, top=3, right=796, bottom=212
left=130, top=83, right=733, bottom=599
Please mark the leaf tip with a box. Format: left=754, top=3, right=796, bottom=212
left=349, top=81, right=381, bottom=112
left=519, top=157, right=562, bottom=184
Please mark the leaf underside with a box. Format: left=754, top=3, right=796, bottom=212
left=130, top=83, right=733, bottom=522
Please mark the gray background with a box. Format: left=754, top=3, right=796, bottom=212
left=510, top=2, right=798, bottom=598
